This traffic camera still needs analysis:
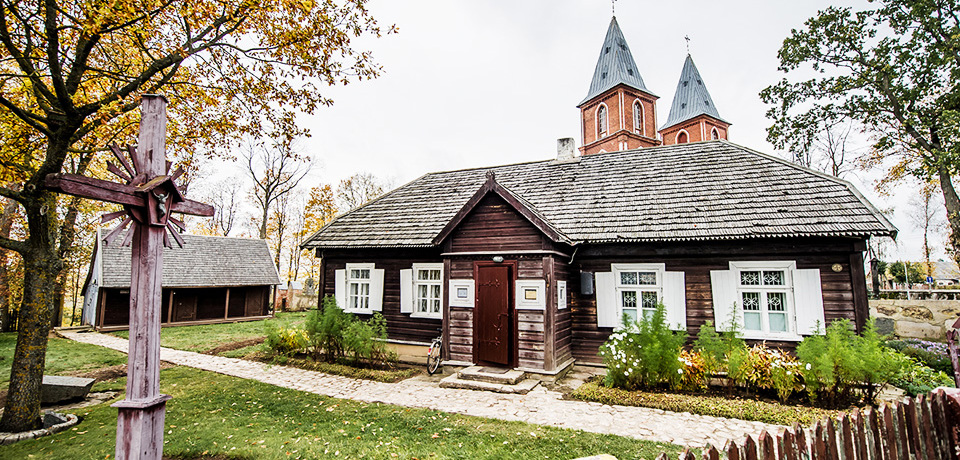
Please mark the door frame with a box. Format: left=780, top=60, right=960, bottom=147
left=472, top=260, right=518, bottom=368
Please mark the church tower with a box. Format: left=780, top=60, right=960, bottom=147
left=578, top=17, right=660, bottom=155
left=659, top=54, right=730, bottom=145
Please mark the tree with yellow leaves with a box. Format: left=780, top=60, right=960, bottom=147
left=0, top=0, right=390, bottom=432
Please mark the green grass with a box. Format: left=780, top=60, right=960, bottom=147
left=5, top=366, right=682, bottom=459
left=572, top=380, right=841, bottom=427
left=0, top=332, right=128, bottom=386
left=112, top=311, right=308, bottom=353
left=255, top=352, right=421, bottom=383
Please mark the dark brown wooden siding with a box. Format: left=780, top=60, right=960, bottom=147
left=448, top=195, right=551, bottom=252
left=98, top=285, right=270, bottom=330
left=553, top=256, right=573, bottom=367
left=570, top=238, right=867, bottom=364
left=448, top=306, right=474, bottom=362
left=320, top=248, right=444, bottom=344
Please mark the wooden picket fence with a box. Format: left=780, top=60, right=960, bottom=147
left=654, top=388, right=960, bottom=460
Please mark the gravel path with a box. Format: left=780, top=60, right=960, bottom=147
left=61, top=331, right=785, bottom=448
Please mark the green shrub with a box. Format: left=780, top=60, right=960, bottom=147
left=599, top=303, right=686, bottom=390
left=264, top=321, right=308, bottom=356
left=852, top=320, right=905, bottom=402
left=693, top=321, right=744, bottom=376
left=306, top=296, right=351, bottom=361
left=892, top=357, right=955, bottom=396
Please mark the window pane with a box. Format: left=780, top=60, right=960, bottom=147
left=418, top=299, right=427, bottom=312
left=429, top=270, right=441, bottom=281
left=432, top=299, right=441, bottom=313
left=641, top=291, right=658, bottom=309
left=769, top=312, right=787, bottom=332
left=741, top=271, right=761, bottom=285
left=350, top=269, right=361, bottom=279
left=351, top=296, right=358, bottom=309
left=362, top=297, right=369, bottom=309
left=361, top=284, right=369, bottom=296
left=431, top=285, right=441, bottom=299
left=638, top=272, right=656, bottom=285
left=417, top=270, right=429, bottom=281
left=767, top=292, right=786, bottom=311
left=641, top=309, right=654, bottom=321
left=620, top=272, right=638, bottom=285
left=763, top=271, right=784, bottom=286
left=742, top=292, right=760, bottom=310
left=623, top=308, right=637, bottom=322
left=621, top=291, right=637, bottom=309
left=744, top=312, right=761, bottom=330
left=350, top=283, right=359, bottom=296
left=418, top=285, right=428, bottom=298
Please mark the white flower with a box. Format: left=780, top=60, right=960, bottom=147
left=677, top=368, right=684, bottom=375
left=805, top=363, right=812, bottom=370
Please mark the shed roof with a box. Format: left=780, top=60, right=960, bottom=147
left=661, top=54, right=728, bottom=130
left=301, top=140, right=896, bottom=249
left=95, top=231, right=281, bottom=289
left=579, top=16, right=653, bottom=106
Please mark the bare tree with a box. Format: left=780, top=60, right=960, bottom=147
left=909, top=181, right=945, bottom=278
left=336, top=172, right=389, bottom=212
left=790, top=120, right=860, bottom=178
left=244, top=144, right=311, bottom=240
left=205, top=180, right=242, bottom=237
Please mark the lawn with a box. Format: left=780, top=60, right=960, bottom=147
left=4, top=365, right=683, bottom=459
left=0, top=332, right=128, bottom=387
left=111, top=311, right=308, bottom=353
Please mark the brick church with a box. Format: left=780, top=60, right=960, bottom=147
left=302, top=17, right=894, bottom=376
left=578, top=16, right=731, bottom=155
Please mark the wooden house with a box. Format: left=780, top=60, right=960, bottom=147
left=300, top=17, right=897, bottom=376
left=82, top=231, right=281, bottom=331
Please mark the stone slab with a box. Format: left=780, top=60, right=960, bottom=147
left=41, top=375, right=95, bottom=405
left=894, top=321, right=943, bottom=339
left=439, top=374, right=540, bottom=394
left=459, top=366, right=525, bottom=385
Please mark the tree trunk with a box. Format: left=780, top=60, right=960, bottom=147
left=937, top=165, right=960, bottom=270
left=0, top=191, right=62, bottom=432
left=0, top=196, right=19, bottom=332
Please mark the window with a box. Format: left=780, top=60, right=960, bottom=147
left=737, top=268, right=790, bottom=334
left=633, top=100, right=644, bottom=135
left=709, top=261, right=823, bottom=341
left=677, top=130, right=689, bottom=144
left=413, top=263, right=443, bottom=318
left=597, top=105, right=608, bottom=138
left=711, top=127, right=720, bottom=140
left=613, top=264, right=663, bottom=324
left=347, top=265, right=373, bottom=311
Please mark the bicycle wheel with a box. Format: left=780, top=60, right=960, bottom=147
left=426, top=340, right=442, bottom=374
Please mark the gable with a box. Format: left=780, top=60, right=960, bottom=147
left=448, top=194, right=549, bottom=252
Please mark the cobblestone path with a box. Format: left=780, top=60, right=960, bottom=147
left=61, top=331, right=784, bottom=448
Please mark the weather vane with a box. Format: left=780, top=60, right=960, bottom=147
left=685, top=35, right=691, bottom=54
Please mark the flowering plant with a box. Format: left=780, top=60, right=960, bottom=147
left=599, top=303, right=686, bottom=390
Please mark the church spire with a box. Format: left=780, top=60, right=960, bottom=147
left=579, top=16, right=653, bottom=106
left=578, top=17, right=660, bottom=155
left=659, top=54, right=730, bottom=145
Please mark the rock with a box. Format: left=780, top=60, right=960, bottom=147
left=874, top=317, right=895, bottom=336
left=876, top=304, right=898, bottom=316
left=901, top=306, right=934, bottom=320
left=939, top=307, right=960, bottom=318
left=40, top=375, right=95, bottom=405
left=894, top=321, right=943, bottom=339
left=43, top=411, right=68, bottom=428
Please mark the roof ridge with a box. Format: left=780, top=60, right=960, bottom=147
left=718, top=139, right=898, bottom=237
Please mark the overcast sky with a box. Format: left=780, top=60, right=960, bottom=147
left=222, top=0, right=942, bottom=262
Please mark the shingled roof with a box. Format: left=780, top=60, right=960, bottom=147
left=579, top=16, right=653, bottom=106
left=661, top=54, right=728, bottom=130
left=301, top=140, right=896, bottom=249
left=92, top=232, right=281, bottom=289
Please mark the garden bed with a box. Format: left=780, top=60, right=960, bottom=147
left=571, top=379, right=841, bottom=427
left=247, top=350, right=421, bottom=383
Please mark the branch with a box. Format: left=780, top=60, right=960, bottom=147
left=0, top=234, right=28, bottom=254
left=0, top=186, right=24, bottom=204
left=0, top=3, right=57, bottom=107
left=43, top=0, right=71, bottom=111
left=65, top=32, right=100, bottom=95
left=0, top=94, right=50, bottom=135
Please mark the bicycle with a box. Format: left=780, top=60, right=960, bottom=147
left=426, top=330, right=442, bottom=375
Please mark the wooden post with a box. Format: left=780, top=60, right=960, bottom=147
left=111, top=95, right=170, bottom=460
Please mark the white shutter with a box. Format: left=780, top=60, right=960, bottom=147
left=369, top=268, right=385, bottom=312
left=710, top=269, right=739, bottom=331
left=399, top=269, right=413, bottom=313
left=334, top=269, right=346, bottom=309
left=794, top=268, right=825, bottom=335
left=663, top=271, right=687, bottom=331
left=596, top=271, right=617, bottom=328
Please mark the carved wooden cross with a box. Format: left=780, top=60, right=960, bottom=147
left=45, top=95, right=213, bottom=460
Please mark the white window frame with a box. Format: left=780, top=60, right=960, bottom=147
left=711, top=127, right=720, bottom=140
left=411, top=263, right=443, bottom=319
left=633, top=99, right=644, bottom=136
left=596, top=104, right=608, bottom=138
left=676, top=129, right=690, bottom=144
left=612, top=263, right=665, bottom=327
left=729, top=261, right=800, bottom=341
left=345, top=263, right=375, bottom=314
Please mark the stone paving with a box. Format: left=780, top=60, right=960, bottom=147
left=61, top=331, right=785, bottom=448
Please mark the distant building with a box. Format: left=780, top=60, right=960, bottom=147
left=82, top=231, right=281, bottom=331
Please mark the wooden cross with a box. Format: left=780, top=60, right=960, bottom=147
left=45, top=95, right=213, bottom=460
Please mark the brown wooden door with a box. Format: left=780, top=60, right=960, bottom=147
left=475, top=265, right=512, bottom=366
left=173, top=291, right=197, bottom=322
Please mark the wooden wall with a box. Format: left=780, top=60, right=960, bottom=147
left=98, top=285, right=271, bottom=330
left=569, top=238, right=867, bottom=364
left=320, top=248, right=444, bottom=344
left=448, top=195, right=552, bottom=252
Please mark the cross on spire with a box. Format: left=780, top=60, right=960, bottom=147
left=611, top=0, right=617, bottom=15
left=685, top=35, right=691, bottom=54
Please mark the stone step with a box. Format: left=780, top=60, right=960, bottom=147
left=457, top=366, right=525, bottom=385
left=439, top=374, right=540, bottom=394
